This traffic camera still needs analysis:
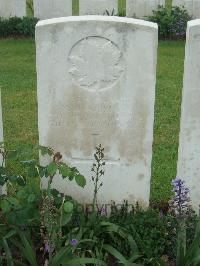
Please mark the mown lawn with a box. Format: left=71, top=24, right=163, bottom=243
left=0, top=39, right=185, bottom=202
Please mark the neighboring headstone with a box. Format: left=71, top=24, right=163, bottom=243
left=36, top=16, right=158, bottom=207
left=177, top=19, right=200, bottom=213
left=0, top=90, right=5, bottom=195
left=33, top=0, right=72, bottom=20
left=172, top=0, right=200, bottom=18
left=0, top=0, right=26, bottom=18
left=193, top=0, right=200, bottom=18
left=79, top=0, right=118, bottom=15
left=126, top=0, right=165, bottom=19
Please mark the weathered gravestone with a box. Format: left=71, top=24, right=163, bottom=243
left=0, top=0, right=26, bottom=18
left=177, top=19, right=200, bottom=213
left=0, top=90, right=4, bottom=195
left=172, top=0, right=200, bottom=18
left=33, top=0, right=72, bottom=20
left=126, top=0, right=165, bottom=19
left=36, top=16, right=158, bottom=207
left=193, top=0, right=200, bottom=18
left=79, top=0, right=118, bottom=15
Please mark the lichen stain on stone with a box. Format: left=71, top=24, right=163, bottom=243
left=46, top=77, right=148, bottom=165
left=118, top=88, right=148, bottom=164
left=49, top=25, right=65, bottom=44
left=138, top=173, right=144, bottom=180
left=127, top=194, right=148, bottom=209
left=46, top=82, right=120, bottom=159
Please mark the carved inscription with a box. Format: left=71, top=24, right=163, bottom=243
left=50, top=99, right=117, bottom=130
left=68, top=36, right=124, bottom=91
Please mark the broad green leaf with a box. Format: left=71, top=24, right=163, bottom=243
left=0, top=174, right=5, bottom=185
left=47, top=162, right=57, bottom=176
left=27, top=166, right=38, bottom=178
left=39, top=146, right=54, bottom=156
left=16, top=176, right=26, bottom=186
left=2, top=238, right=14, bottom=266
left=27, top=194, right=36, bottom=203
left=49, top=246, right=72, bottom=266
left=66, top=257, right=106, bottom=266
left=64, top=201, right=73, bottom=213
left=13, top=231, right=37, bottom=266
left=59, top=163, right=71, bottom=177
left=103, top=244, right=128, bottom=265
left=7, top=197, right=19, bottom=206
left=4, top=229, right=16, bottom=239
left=1, top=199, right=11, bottom=213
left=36, top=165, right=46, bottom=178
left=7, top=175, right=25, bottom=186
left=61, top=212, right=72, bottom=226
left=75, top=174, right=86, bottom=188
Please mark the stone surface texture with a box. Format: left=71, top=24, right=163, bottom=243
left=0, top=0, right=26, bottom=18
left=36, top=16, right=158, bottom=207
left=177, top=19, right=200, bottom=212
left=126, top=0, right=165, bottom=18
left=33, top=0, right=72, bottom=20
left=79, top=0, right=118, bottom=15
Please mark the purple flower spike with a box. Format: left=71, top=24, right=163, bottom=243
left=70, top=239, right=78, bottom=247
left=100, top=207, right=107, bottom=217
left=170, top=177, right=191, bottom=218
left=45, top=244, right=50, bottom=253
left=45, top=243, right=54, bottom=254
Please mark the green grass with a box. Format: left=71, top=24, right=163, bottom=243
left=0, top=39, right=185, bottom=202
left=0, top=39, right=38, bottom=173
left=151, top=41, right=185, bottom=202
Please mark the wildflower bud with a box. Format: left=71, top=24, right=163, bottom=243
left=70, top=239, right=78, bottom=247
left=53, top=152, right=62, bottom=163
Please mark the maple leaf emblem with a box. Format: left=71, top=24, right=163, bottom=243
left=68, top=36, right=124, bottom=91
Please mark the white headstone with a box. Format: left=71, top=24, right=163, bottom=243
left=33, top=0, right=72, bottom=20
left=0, top=90, right=4, bottom=195
left=79, top=0, right=118, bottom=15
left=193, top=0, right=200, bottom=18
left=177, top=19, right=200, bottom=212
left=36, top=16, right=158, bottom=207
left=126, top=0, right=165, bottom=19
left=0, top=0, right=26, bottom=18
left=172, top=0, right=200, bottom=18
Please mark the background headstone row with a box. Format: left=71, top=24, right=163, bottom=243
left=1, top=0, right=200, bottom=20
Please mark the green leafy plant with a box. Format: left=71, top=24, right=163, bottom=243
left=0, top=143, right=26, bottom=194
left=66, top=145, right=142, bottom=265
left=23, top=147, right=87, bottom=264
left=0, top=16, right=38, bottom=38
left=169, top=178, right=200, bottom=266
left=104, top=9, right=117, bottom=16
left=0, top=145, right=97, bottom=265
left=148, top=5, right=191, bottom=39
left=2, top=144, right=199, bottom=266
left=91, top=144, right=105, bottom=208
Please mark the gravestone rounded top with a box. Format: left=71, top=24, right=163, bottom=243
left=36, top=15, right=158, bottom=31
